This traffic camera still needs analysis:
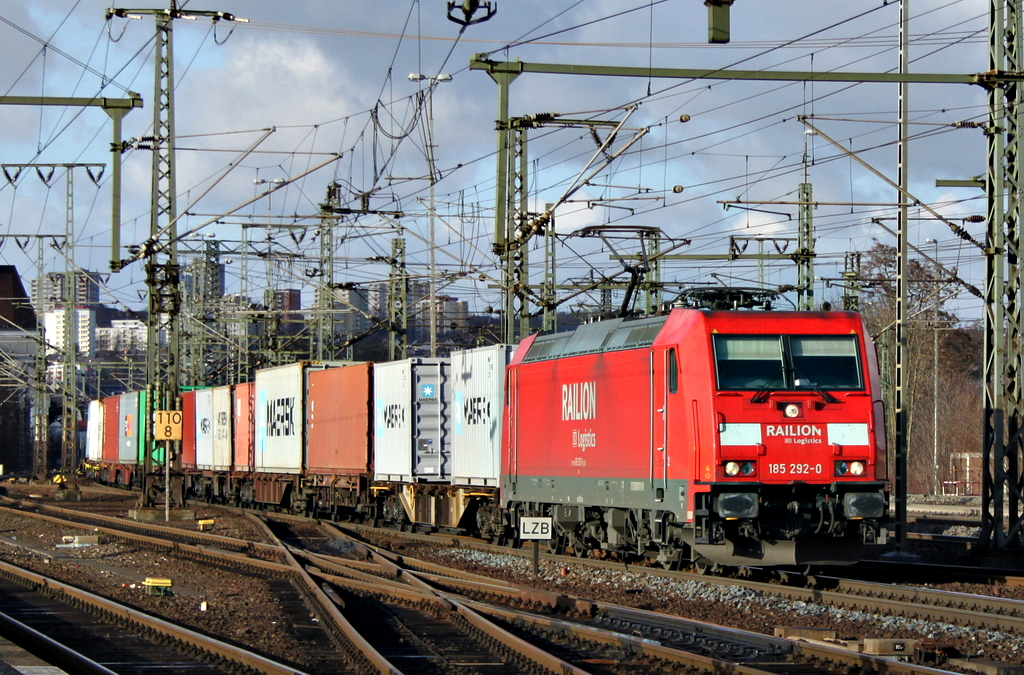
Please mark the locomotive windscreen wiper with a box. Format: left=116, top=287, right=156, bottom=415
left=749, top=367, right=785, bottom=403
left=793, top=374, right=840, bottom=404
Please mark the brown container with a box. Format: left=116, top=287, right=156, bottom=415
left=306, top=363, right=372, bottom=476
left=180, top=390, right=197, bottom=468
left=233, top=381, right=254, bottom=472
left=101, top=395, right=120, bottom=462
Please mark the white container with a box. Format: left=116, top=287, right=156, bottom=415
left=211, top=385, right=232, bottom=471
left=373, top=358, right=451, bottom=483
left=451, top=345, right=514, bottom=486
left=195, top=389, right=214, bottom=468
left=85, top=399, right=103, bottom=462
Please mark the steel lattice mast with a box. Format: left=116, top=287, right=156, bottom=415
left=107, top=4, right=245, bottom=507
left=980, top=0, right=1024, bottom=552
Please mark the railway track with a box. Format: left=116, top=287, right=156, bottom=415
left=0, top=554, right=305, bottom=674
left=322, top=519, right=1024, bottom=667
left=5, top=484, right=1024, bottom=673
left=281, top=518, right=954, bottom=675
left=0, top=495, right=352, bottom=673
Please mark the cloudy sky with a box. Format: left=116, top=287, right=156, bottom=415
left=0, top=1, right=991, bottom=322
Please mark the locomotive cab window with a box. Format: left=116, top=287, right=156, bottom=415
left=790, top=336, right=861, bottom=390
left=713, top=334, right=862, bottom=392
left=713, top=336, right=785, bottom=390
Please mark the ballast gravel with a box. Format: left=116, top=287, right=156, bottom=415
left=425, top=546, right=1024, bottom=665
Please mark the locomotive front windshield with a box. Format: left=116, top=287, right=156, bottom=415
left=713, top=334, right=863, bottom=391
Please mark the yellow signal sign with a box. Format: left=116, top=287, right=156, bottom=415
left=153, top=410, right=183, bottom=441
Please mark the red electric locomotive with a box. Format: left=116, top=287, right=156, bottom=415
left=502, top=303, right=888, bottom=568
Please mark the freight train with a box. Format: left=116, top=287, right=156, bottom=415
left=84, top=305, right=889, bottom=569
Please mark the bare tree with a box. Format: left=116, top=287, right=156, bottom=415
left=852, top=241, right=982, bottom=494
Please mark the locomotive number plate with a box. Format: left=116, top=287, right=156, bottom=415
left=767, top=463, right=823, bottom=475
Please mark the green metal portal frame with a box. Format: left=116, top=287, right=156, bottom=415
left=471, top=56, right=977, bottom=341
left=0, top=95, right=141, bottom=270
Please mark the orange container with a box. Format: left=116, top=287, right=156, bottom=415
left=305, top=363, right=372, bottom=476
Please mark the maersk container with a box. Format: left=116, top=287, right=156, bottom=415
left=85, top=400, right=103, bottom=462
left=180, top=390, right=197, bottom=468
left=210, top=385, right=233, bottom=471
left=101, top=395, right=119, bottom=462
left=118, top=391, right=140, bottom=463
left=195, top=389, right=214, bottom=468
left=451, top=345, right=514, bottom=486
left=373, top=358, right=451, bottom=483
left=306, top=362, right=373, bottom=476
left=233, top=381, right=254, bottom=472
left=255, top=362, right=336, bottom=474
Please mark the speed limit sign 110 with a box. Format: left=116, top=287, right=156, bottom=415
left=153, top=410, right=183, bottom=441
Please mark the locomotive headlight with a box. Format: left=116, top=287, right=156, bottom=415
left=835, top=460, right=866, bottom=477
left=724, top=461, right=755, bottom=476
left=783, top=403, right=802, bottom=418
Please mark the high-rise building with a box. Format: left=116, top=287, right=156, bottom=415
left=32, top=271, right=101, bottom=313
left=181, top=258, right=226, bottom=302
left=95, top=319, right=147, bottom=354
left=315, top=286, right=371, bottom=337
left=43, top=307, right=96, bottom=358
left=0, top=266, right=36, bottom=472
left=270, top=289, right=303, bottom=336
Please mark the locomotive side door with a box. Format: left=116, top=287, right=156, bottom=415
left=651, top=347, right=676, bottom=502
left=505, top=367, right=518, bottom=494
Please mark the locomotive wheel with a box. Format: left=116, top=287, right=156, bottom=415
left=547, top=531, right=567, bottom=555
left=569, top=536, right=590, bottom=558
left=693, top=559, right=720, bottom=576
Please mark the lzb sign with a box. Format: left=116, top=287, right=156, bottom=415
left=153, top=410, right=183, bottom=441
left=520, top=517, right=552, bottom=540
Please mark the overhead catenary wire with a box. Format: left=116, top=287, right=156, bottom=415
left=0, top=1, right=991, bottom=334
